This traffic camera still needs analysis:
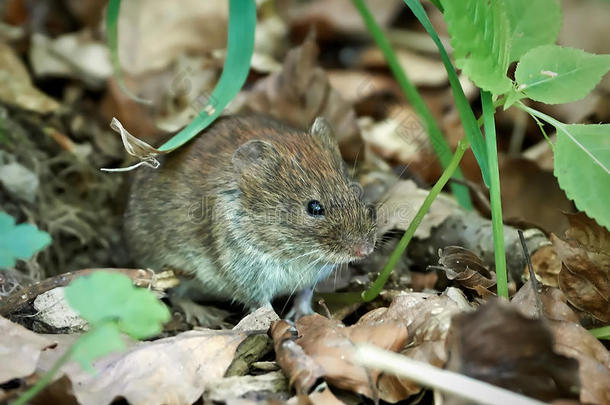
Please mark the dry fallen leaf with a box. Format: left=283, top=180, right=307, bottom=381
left=375, top=179, right=459, bottom=239
left=271, top=312, right=407, bottom=400
left=240, top=34, right=362, bottom=160
left=445, top=300, right=580, bottom=403
left=430, top=246, right=497, bottom=297
left=355, top=288, right=473, bottom=401
left=552, top=212, right=610, bottom=322
left=0, top=41, right=60, bottom=113
left=116, top=0, right=228, bottom=76
left=38, top=329, right=247, bottom=405
left=0, top=316, right=53, bottom=383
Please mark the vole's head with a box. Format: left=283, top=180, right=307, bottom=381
left=231, top=117, right=377, bottom=265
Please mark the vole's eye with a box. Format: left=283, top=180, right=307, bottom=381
left=307, top=200, right=325, bottom=217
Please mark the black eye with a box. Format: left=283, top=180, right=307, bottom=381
left=307, top=200, right=325, bottom=217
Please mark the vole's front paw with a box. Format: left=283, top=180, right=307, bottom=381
left=171, top=297, right=232, bottom=329
left=285, top=288, right=314, bottom=321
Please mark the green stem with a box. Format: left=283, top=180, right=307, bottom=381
left=12, top=345, right=75, bottom=405
left=361, top=138, right=470, bottom=302
left=589, top=326, right=610, bottom=340
left=352, top=0, right=472, bottom=210
left=481, top=91, right=508, bottom=298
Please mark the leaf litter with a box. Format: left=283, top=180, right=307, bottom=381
left=0, top=1, right=609, bottom=404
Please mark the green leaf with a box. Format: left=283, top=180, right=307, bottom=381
left=504, top=0, right=561, bottom=62
left=441, top=0, right=512, bottom=95
left=72, top=323, right=125, bottom=373
left=402, top=0, right=491, bottom=187
left=515, top=45, right=610, bottom=104
left=554, top=124, right=610, bottom=230
left=158, top=0, right=256, bottom=151
left=106, top=0, right=150, bottom=104
left=65, top=271, right=170, bottom=339
left=0, top=212, right=51, bottom=268
left=353, top=0, right=472, bottom=209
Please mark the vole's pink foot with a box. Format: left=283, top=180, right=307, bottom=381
left=285, top=288, right=314, bottom=321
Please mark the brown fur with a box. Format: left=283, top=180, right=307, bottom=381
left=124, top=115, right=376, bottom=307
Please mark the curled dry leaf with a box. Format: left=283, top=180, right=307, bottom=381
left=0, top=316, right=53, bottom=383
left=43, top=329, right=247, bottom=405
left=240, top=34, right=362, bottom=160
left=430, top=246, right=497, bottom=297
left=445, top=300, right=580, bottom=403
left=271, top=312, right=407, bottom=400
left=0, top=42, right=60, bottom=113
left=551, top=212, right=610, bottom=322
left=359, top=288, right=472, bottom=401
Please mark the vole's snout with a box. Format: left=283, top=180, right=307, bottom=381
left=352, top=240, right=375, bottom=258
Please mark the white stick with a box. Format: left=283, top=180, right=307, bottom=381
left=355, top=344, right=548, bottom=405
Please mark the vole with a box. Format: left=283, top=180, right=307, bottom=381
left=124, top=115, right=376, bottom=309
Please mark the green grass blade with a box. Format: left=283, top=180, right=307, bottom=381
left=159, top=0, right=256, bottom=151
left=481, top=91, right=508, bottom=298
left=589, top=326, right=610, bottom=340
left=106, top=0, right=151, bottom=104
left=353, top=0, right=472, bottom=209
left=361, top=138, right=470, bottom=302
left=402, top=0, right=491, bottom=187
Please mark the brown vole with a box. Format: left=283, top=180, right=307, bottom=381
left=124, top=115, right=376, bottom=308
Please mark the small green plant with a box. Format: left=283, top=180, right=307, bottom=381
left=354, top=0, right=609, bottom=300
left=0, top=211, right=51, bottom=269
left=14, top=271, right=170, bottom=405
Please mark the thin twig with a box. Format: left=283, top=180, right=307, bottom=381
left=518, top=230, right=543, bottom=318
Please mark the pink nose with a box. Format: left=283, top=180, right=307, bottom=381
left=353, top=241, right=374, bottom=258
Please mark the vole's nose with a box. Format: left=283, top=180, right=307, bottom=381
left=352, top=241, right=374, bottom=258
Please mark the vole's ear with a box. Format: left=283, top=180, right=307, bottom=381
left=310, top=117, right=337, bottom=148
left=232, top=140, right=280, bottom=174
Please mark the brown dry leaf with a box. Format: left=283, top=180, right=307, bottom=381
left=240, top=35, right=362, bottom=160
left=375, top=179, right=459, bottom=238
left=0, top=316, right=53, bottom=383
left=512, top=284, right=579, bottom=324
left=326, top=70, right=400, bottom=104
left=550, top=321, right=610, bottom=405
left=0, top=41, right=60, bottom=113
left=446, top=300, right=580, bottom=403
left=40, top=329, right=247, bottom=405
left=271, top=313, right=407, bottom=400
left=116, top=0, right=227, bottom=75
left=358, top=288, right=473, bottom=401
left=357, top=47, right=448, bottom=87
left=430, top=246, right=497, bottom=297
left=278, top=0, right=403, bottom=39
left=552, top=212, right=610, bottom=322
left=525, top=245, right=563, bottom=288
left=289, top=384, right=347, bottom=405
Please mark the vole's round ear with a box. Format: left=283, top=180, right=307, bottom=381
left=232, top=140, right=280, bottom=174
left=310, top=117, right=337, bottom=148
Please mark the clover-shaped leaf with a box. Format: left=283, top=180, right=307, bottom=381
left=65, top=271, right=170, bottom=339
left=0, top=211, right=51, bottom=269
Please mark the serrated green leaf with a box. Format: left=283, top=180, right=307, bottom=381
left=72, top=323, right=125, bottom=373
left=0, top=212, right=51, bottom=268
left=65, top=271, right=170, bottom=339
left=441, top=0, right=512, bottom=95
left=554, top=124, right=610, bottom=230
left=515, top=45, right=610, bottom=104
left=504, top=0, right=561, bottom=62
